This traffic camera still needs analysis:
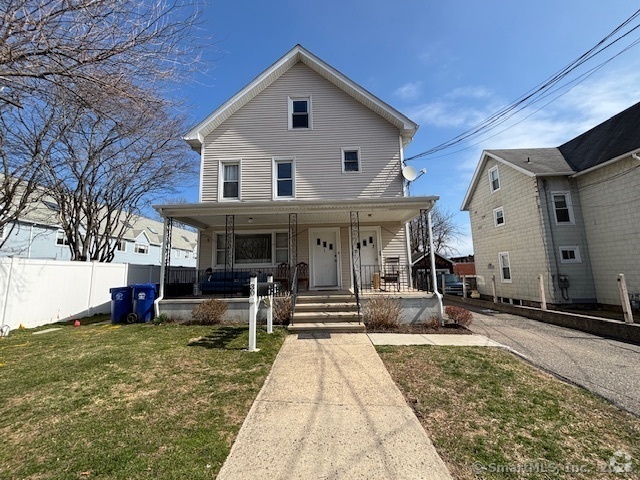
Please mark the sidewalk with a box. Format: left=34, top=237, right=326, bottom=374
left=217, top=333, right=452, bottom=480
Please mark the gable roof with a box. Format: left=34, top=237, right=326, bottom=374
left=183, top=45, right=419, bottom=151
left=460, top=149, right=575, bottom=210
left=559, top=100, right=640, bottom=172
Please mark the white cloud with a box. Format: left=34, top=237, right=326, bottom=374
left=394, top=81, right=422, bottom=100
left=446, top=86, right=493, bottom=100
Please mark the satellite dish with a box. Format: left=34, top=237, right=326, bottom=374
left=402, top=165, right=418, bottom=181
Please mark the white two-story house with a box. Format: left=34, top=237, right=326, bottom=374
left=155, top=45, right=440, bottom=325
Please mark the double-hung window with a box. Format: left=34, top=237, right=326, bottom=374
left=498, top=252, right=512, bottom=282
left=488, top=166, right=500, bottom=192
left=216, top=232, right=289, bottom=266
left=552, top=192, right=574, bottom=224
left=342, top=148, right=360, bottom=172
left=134, top=243, right=148, bottom=254
left=220, top=161, right=240, bottom=200
left=288, top=97, right=311, bottom=129
left=493, top=207, right=505, bottom=227
left=56, top=229, right=69, bottom=246
left=273, top=157, right=295, bottom=198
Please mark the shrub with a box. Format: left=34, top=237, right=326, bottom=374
left=273, top=293, right=292, bottom=325
left=363, top=296, right=402, bottom=330
left=191, top=299, right=227, bottom=325
left=444, top=305, right=473, bottom=326
left=424, top=315, right=441, bottom=329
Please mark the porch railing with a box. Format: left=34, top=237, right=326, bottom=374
left=359, top=264, right=424, bottom=293
left=352, top=262, right=361, bottom=324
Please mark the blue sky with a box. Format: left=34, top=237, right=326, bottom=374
left=177, top=1, right=640, bottom=255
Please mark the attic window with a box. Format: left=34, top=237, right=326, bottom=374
left=288, top=97, right=311, bottom=129
left=488, top=166, right=500, bottom=192
left=43, top=200, right=60, bottom=212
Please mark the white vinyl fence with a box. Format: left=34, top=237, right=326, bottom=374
left=0, top=258, right=160, bottom=330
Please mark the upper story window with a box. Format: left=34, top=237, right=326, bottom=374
left=559, top=246, right=581, bottom=263
left=134, top=243, right=148, bottom=254
left=219, top=160, right=241, bottom=200
left=488, top=166, right=500, bottom=192
left=288, top=97, right=311, bottom=129
left=552, top=192, right=574, bottom=224
left=115, top=239, right=126, bottom=252
left=56, top=229, right=69, bottom=246
left=498, top=251, right=511, bottom=283
left=273, top=157, right=295, bottom=198
left=493, top=207, right=505, bottom=227
left=342, top=148, right=360, bottom=172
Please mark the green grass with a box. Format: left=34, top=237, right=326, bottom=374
left=0, top=321, right=287, bottom=479
left=378, top=346, right=640, bottom=479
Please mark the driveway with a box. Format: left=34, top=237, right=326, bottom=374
left=453, top=302, right=640, bottom=417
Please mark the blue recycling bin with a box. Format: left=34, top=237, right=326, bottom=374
left=131, top=283, right=156, bottom=323
left=110, top=286, right=133, bottom=324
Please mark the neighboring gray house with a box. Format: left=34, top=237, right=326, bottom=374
left=155, top=45, right=440, bottom=327
left=462, top=101, right=640, bottom=309
left=1, top=194, right=197, bottom=267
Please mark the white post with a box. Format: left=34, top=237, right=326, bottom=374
left=617, top=273, right=634, bottom=324
left=462, top=275, right=467, bottom=300
left=267, top=274, right=274, bottom=334
left=539, top=274, right=547, bottom=311
left=248, top=275, right=258, bottom=351
left=492, top=275, right=497, bottom=303
left=427, top=211, right=444, bottom=324
left=1, top=256, right=16, bottom=329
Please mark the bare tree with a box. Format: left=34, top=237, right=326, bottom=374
left=39, top=82, right=196, bottom=262
left=0, top=0, right=204, bottom=108
left=409, top=204, right=463, bottom=258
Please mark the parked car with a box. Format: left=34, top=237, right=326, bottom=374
left=437, top=273, right=466, bottom=296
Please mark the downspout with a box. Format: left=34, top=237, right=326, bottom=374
left=154, top=216, right=169, bottom=317
left=540, top=179, right=562, bottom=301
left=428, top=210, right=444, bottom=323
left=28, top=223, right=34, bottom=258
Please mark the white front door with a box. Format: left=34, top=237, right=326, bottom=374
left=355, top=228, right=380, bottom=288
left=310, top=228, right=339, bottom=288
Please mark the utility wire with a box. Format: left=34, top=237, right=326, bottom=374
left=405, top=8, right=640, bottom=161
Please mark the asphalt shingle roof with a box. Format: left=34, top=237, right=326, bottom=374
left=486, top=148, right=574, bottom=175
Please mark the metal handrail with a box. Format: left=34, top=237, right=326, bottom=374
left=290, top=264, right=299, bottom=325
left=352, top=263, right=362, bottom=324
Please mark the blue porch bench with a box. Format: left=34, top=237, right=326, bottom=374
left=200, top=271, right=269, bottom=295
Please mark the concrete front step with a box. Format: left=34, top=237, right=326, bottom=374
left=295, top=293, right=354, bottom=304
left=294, top=302, right=358, bottom=313
left=292, top=311, right=360, bottom=323
left=288, top=322, right=366, bottom=333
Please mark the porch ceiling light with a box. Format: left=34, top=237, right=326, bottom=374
left=248, top=217, right=254, bottom=224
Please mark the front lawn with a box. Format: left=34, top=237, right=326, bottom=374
left=0, top=321, right=286, bottom=479
left=378, top=346, right=640, bottom=479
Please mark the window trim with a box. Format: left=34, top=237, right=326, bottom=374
left=214, top=230, right=289, bottom=267
left=493, top=206, right=505, bottom=227
left=55, top=229, right=69, bottom=246
left=134, top=243, right=149, bottom=255
left=288, top=96, right=312, bottom=130
left=551, top=191, right=575, bottom=225
left=114, top=239, right=126, bottom=252
left=488, top=166, right=500, bottom=193
left=498, top=251, right=512, bottom=283
left=272, top=157, right=296, bottom=199
left=218, top=159, right=242, bottom=201
left=559, top=246, right=582, bottom=264
left=341, top=147, right=361, bottom=173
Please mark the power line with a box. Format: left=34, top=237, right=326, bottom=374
left=405, top=8, right=640, bottom=162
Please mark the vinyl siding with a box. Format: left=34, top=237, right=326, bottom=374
left=576, top=156, right=640, bottom=304
left=201, top=63, right=403, bottom=202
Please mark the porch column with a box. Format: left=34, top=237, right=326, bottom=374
left=225, top=215, right=235, bottom=274
left=350, top=211, right=362, bottom=292
left=419, top=208, right=430, bottom=291
left=159, top=216, right=173, bottom=299
left=288, top=212, right=297, bottom=270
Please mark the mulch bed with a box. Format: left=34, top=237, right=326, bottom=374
left=366, top=323, right=471, bottom=334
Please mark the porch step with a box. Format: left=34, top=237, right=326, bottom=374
left=290, top=290, right=363, bottom=333
left=288, top=322, right=366, bottom=334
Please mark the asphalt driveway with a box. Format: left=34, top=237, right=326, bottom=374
left=453, top=302, right=640, bottom=417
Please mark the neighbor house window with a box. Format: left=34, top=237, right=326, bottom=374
left=552, top=192, right=574, bottom=224
left=216, top=232, right=288, bottom=266
left=493, top=207, right=505, bottom=227
left=134, top=243, right=148, bottom=254
left=498, top=252, right=511, bottom=282
left=56, top=229, right=69, bottom=246
left=559, top=246, right=581, bottom=263
left=219, top=161, right=241, bottom=200
left=115, top=239, right=126, bottom=252
left=488, top=166, right=500, bottom=192
left=273, top=158, right=295, bottom=198
left=342, top=148, right=360, bottom=172
left=288, top=97, right=311, bottom=129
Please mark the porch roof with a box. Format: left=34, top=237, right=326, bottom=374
left=154, top=196, right=438, bottom=230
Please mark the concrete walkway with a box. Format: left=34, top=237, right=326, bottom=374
left=217, top=333, right=452, bottom=480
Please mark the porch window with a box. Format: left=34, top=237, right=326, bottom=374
left=219, top=161, right=240, bottom=200
left=552, top=192, right=574, bottom=224
left=342, top=148, right=360, bottom=172
left=498, top=251, right=511, bottom=282
left=215, top=232, right=288, bottom=266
